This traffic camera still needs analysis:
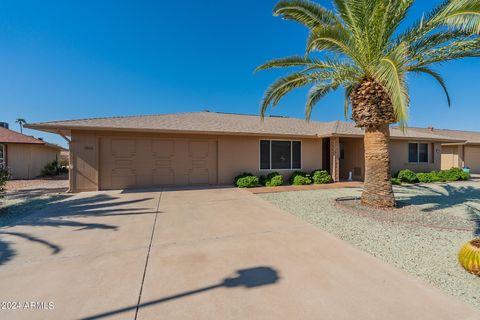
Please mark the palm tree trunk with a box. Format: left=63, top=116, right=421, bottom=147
left=361, top=124, right=395, bottom=207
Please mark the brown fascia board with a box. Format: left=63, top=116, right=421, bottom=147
left=328, top=133, right=465, bottom=143
left=1, top=141, right=44, bottom=145
left=26, top=124, right=319, bottom=139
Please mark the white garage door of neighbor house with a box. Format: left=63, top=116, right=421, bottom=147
left=99, top=137, right=217, bottom=190
left=465, top=146, right=480, bottom=174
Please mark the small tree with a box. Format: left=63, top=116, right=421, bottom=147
left=15, top=118, right=27, bottom=134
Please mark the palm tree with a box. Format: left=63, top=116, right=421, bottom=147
left=257, top=0, right=479, bottom=208
left=15, top=118, right=27, bottom=134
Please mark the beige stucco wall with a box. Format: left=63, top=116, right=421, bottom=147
left=441, top=145, right=463, bottom=170
left=464, top=146, right=480, bottom=174
left=70, top=130, right=323, bottom=191
left=6, top=143, right=60, bottom=179
left=389, top=140, right=442, bottom=174
left=217, top=135, right=322, bottom=185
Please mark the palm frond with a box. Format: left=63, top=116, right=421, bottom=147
left=408, top=30, right=473, bottom=59
left=260, top=71, right=328, bottom=117
left=255, top=56, right=315, bottom=72
left=343, top=83, right=356, bottom=119
left=306, top=25, right=359, bottom=63
left=431, top=0, right=480, bottom=34
left=305, top=83, right=338, bottom=120
left=410, top=66, right=451, bottom=106
left=414, top=37, right=480, bottom=67
left=273, top=0, right=340, bottom=29
left=333, top=0, right=361, bottom=36
left=374, top=44, right=410, bottom=128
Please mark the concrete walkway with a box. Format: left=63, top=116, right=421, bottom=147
left=249, top=181, right=363, bottom=194
left=0, top=188, right=478, bottom=320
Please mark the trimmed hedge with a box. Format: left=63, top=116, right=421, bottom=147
left=416, top=172, right=434, bottom=183
left=311, top=169, right=333, bottom=184
left=290, top=171, right=312, bottom=185
left=433, top=167, right=470, bottom=182
left=395, top=168, right=470, bottom=185
left=265, top=172, right=283, bottom=187
left=234, top=172, right=259, bottom=188
left=398, top=169, right=418, bottom=183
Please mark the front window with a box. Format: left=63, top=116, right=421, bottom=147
left=260, top=140, right=301, bottom=170
left=408, top=143, right=428, bottom=163
left=0, top=144, right=5, bottom=168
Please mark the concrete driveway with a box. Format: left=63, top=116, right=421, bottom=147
left=0, top=188, right=478, bottom=320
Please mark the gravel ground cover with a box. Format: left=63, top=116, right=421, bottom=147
left=1, top=176, right=70, bottom=227
left=260, top=181, right=480, bottom=309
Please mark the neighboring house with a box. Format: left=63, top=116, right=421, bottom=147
left=0, top=125, right=64, bottom=179
left=26, top=112, right=463, bottom=192
left=408, top=127, right=480, bottom=173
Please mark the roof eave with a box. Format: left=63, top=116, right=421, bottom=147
left=25, top=124, right=319, bottom=139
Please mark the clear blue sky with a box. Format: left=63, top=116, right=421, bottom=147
left=1, top=0, right=479, bottom=147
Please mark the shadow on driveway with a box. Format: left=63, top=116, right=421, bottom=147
left=0, top=193, right=155, bottom=266
left=80, top=266, right=280, bottom=320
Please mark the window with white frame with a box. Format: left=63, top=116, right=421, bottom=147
left=0, top=144, right=5, bottom=168
left=260, top=140, right=301, bottom=170
left=408, top=143, right=428, bottom=163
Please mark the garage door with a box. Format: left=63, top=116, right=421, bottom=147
left=99, top=137, right=217, bottom=189
left=465, top=146, right=480, bottom=174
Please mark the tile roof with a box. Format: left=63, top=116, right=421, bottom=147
left=26, top=111, right=463, bottom=142
left=407, top=127, right=480, bottom=144
left=0, top=127, right=45, bottom=144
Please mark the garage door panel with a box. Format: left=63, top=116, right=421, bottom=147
left=111, top=139, right=136, bottom=157
left=111, top=168, right=137, bottom=188
left=189, top=141, right=210, bottom=159
left=153, top=168, right=175, bottom=186
left=189, top=168, right=210, bottom=184
left=100, top=136, right=217, bottom=189
left=152, top=140, right=175, bottom=158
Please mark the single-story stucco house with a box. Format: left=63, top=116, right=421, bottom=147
left=407, top=127, right=480, bottom=174
left=0, top=125, right=65, bottom=179
left=26, top=112, right=466, bottom=192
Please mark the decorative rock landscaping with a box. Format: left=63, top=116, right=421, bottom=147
left=260, top=181, right=480, bottom=309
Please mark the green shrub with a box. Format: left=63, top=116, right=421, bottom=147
left=416, top=172, right=434, bottom=183
left=391, top=177, right=402, bottom=185
left=311, top=169, right=332, bottom=184
left=0, top=167, right=11, bottom=196
left=447, top=167, right=470, bottom=181
left=233, top=172, right=259, bottom=188
left=265, top=172, right=283, bottom=187
left=427, top=171, right=442, bottom=182
left=398, top=169, right=418, bottom=183
left=425, top=168, right=470, bottom=183
left=292, top=175, right=312, bottom=185
left=41, top=160, right=60, bottom=176
left=289, top=171, right=312, bottom=185
left=410, top=168, right=471, bottom=184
